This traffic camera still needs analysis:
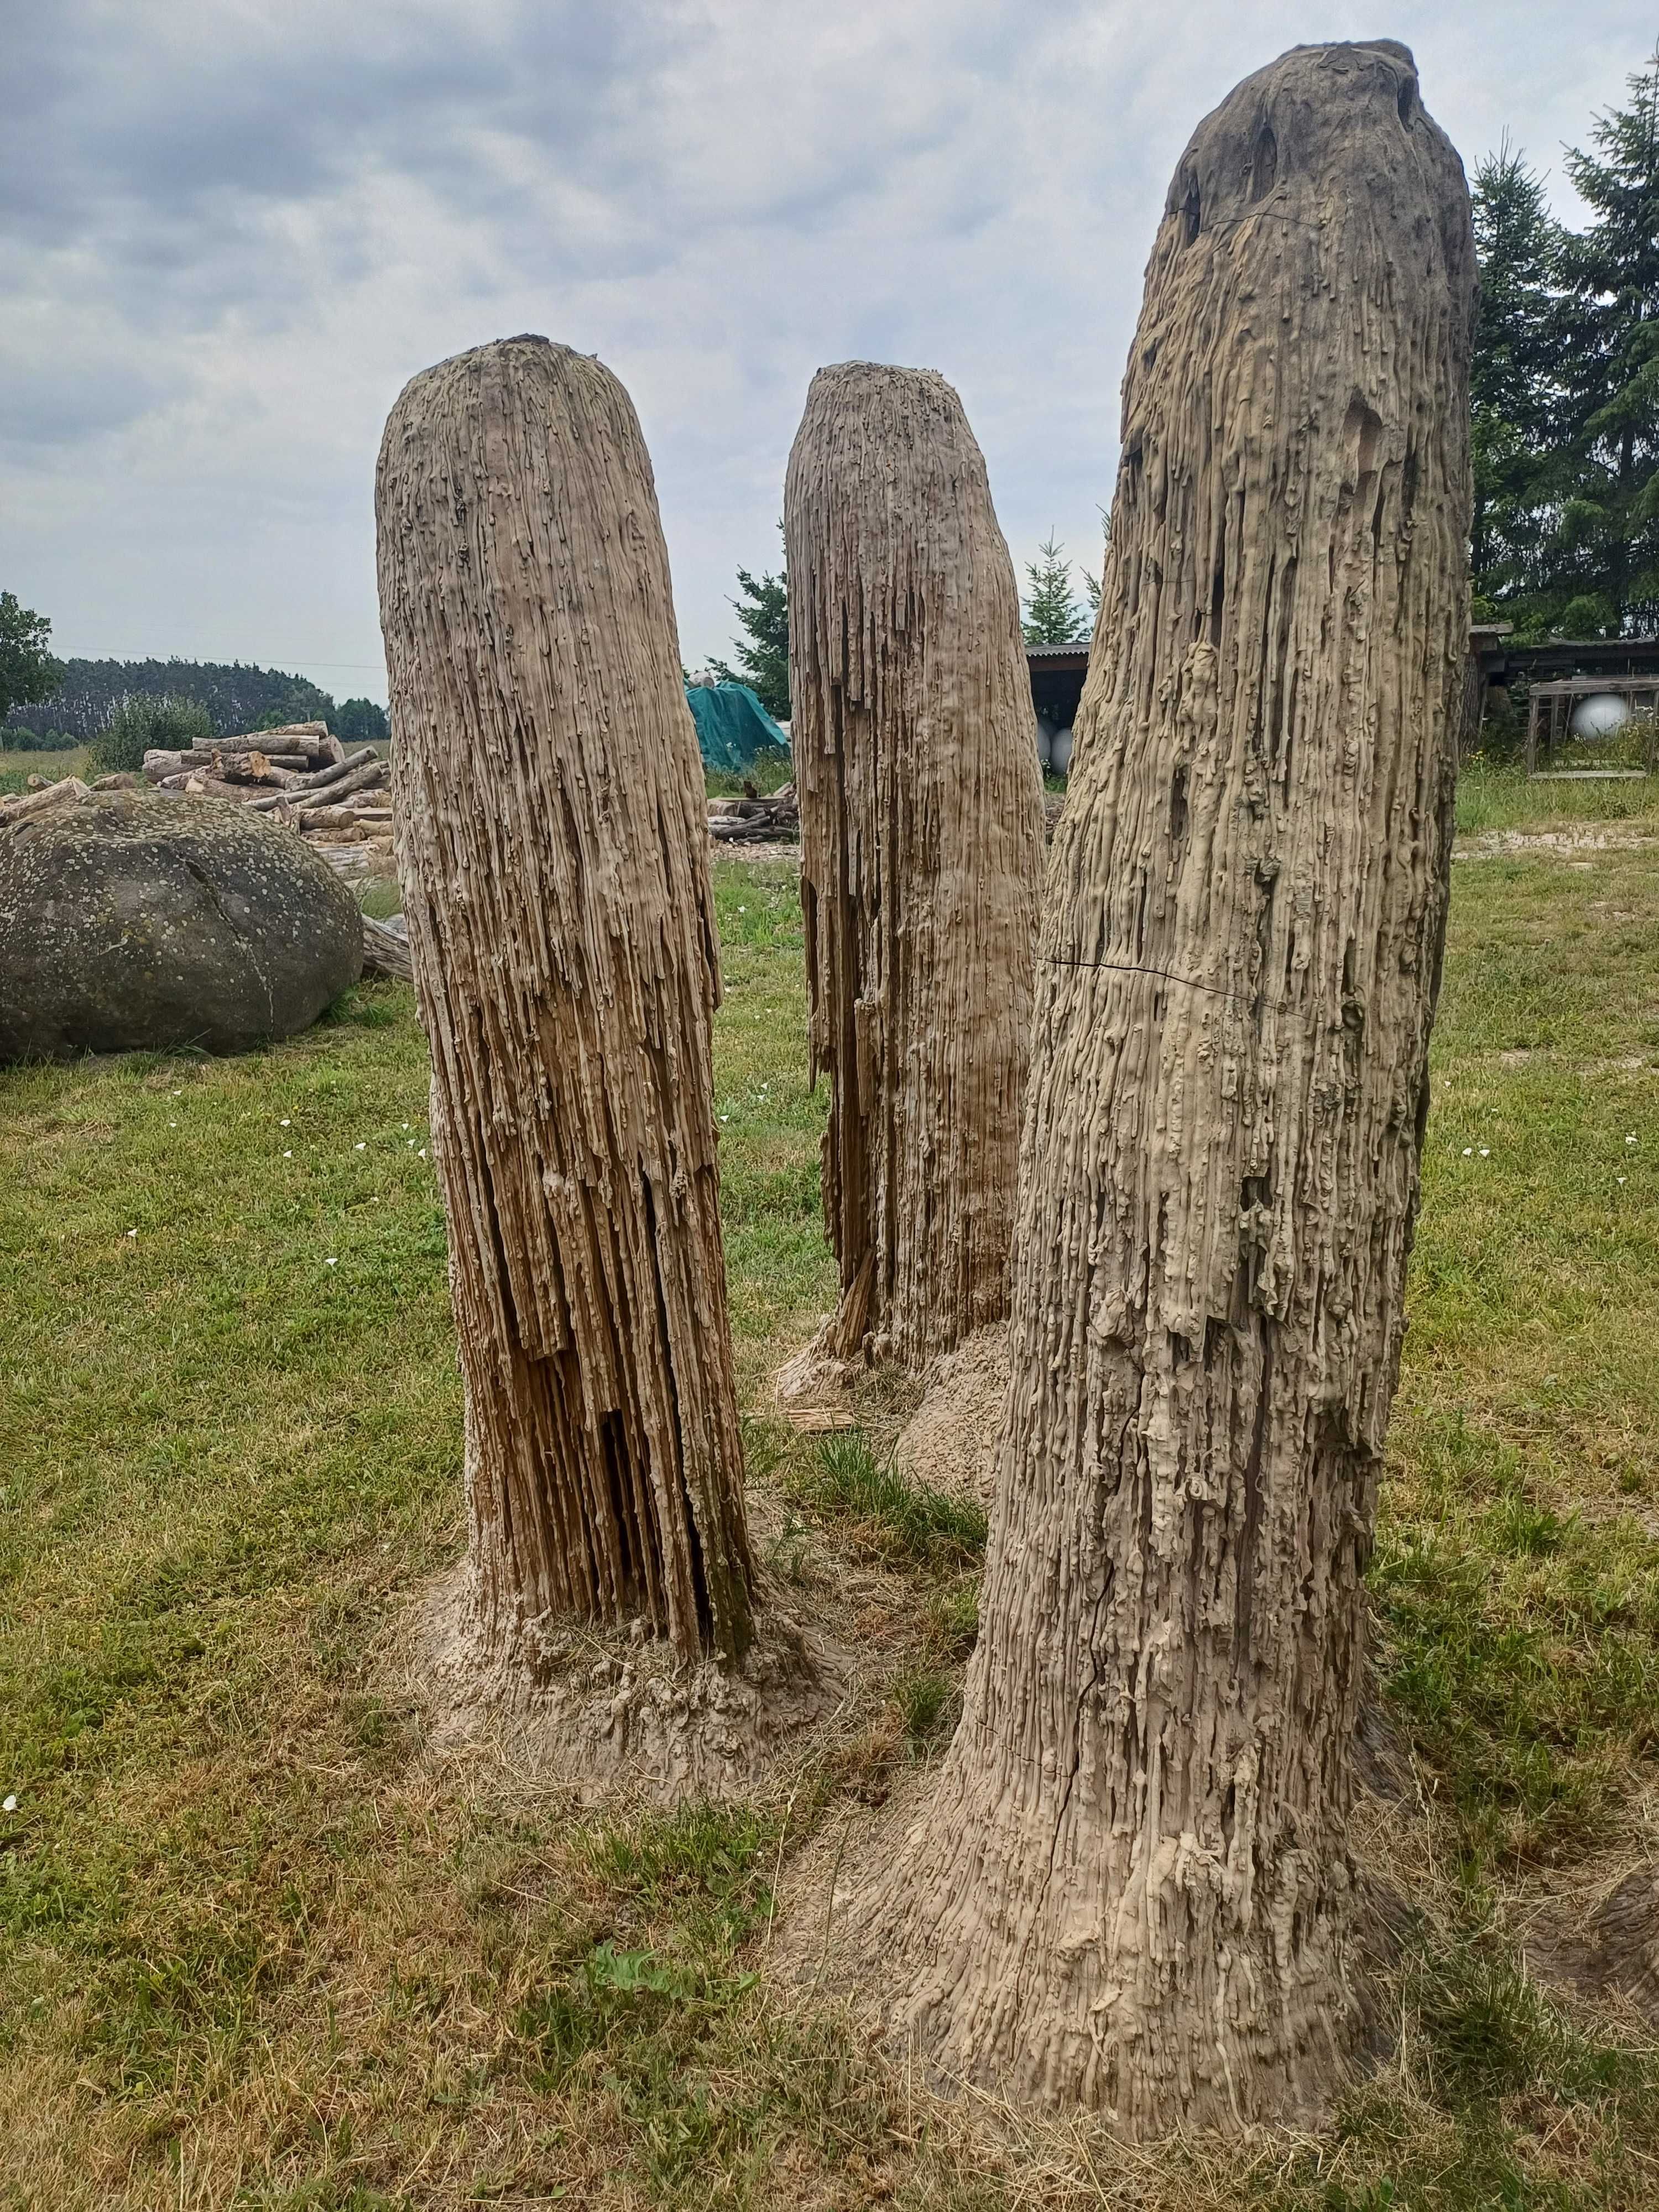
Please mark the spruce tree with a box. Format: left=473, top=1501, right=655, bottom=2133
left=708, top=525, right=790, bottom=718
left=1021, top=534, right=1085, bottom=644
left=1081, top=510, right=1111, bottom=623
left=1469, top=142, right=1566, bottom=625
left=1552, top=48, right=1659, bottom=632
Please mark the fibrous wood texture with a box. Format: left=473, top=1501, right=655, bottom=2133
left=376, top=336, right=754, bottom=1668
left=848, top=44, right=1474, bottom=2129
left=785, top=364, right=1043, bottom=1372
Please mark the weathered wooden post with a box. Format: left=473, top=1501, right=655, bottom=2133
left=784, top=362, right=1044, bottom=1374
left=377, top=336, right=755, bottom=1672
left=844, top=43, right=1475, bottom=2129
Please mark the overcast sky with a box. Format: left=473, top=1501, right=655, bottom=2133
left=1, top=1, right=1651, bottom=708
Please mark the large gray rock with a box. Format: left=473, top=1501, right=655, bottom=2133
left=0, top=790, right=364, bottom=1058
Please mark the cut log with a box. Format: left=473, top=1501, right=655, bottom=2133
left=215, top=723, right=331, bottom=755
left=844, top=39, right=1475, bottom=2131
left=376, top=332, right=756, bottom=1669
left=212, top=751, right=328, bottom=790
left=708, top=815, right=797, bottom=843
left=361, top=913, right=413, bottom=979
left=243, top=750, right=383, bottom=812
left=785, top=361, right=1043, bottom=1371
left=294, top=758, right=386, bottom=807
left=296, top=804, right=387, bottom=828
left=215, top=749, right=275, bottom=784
left=143, top=749, right=217, bottom=779
left=707, top=790, right=800, bottom=842
left=0, top=777, right=92, bottom=827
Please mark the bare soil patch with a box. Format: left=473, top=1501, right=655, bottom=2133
left=891, top=1325, right=1009, bottom=1505
left=397, top=1557, right=842, bottom=1804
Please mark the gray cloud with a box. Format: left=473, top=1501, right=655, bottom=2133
left=0, top=358, right=169, bottom=448
left=1, top=0, right=1655, bottom=697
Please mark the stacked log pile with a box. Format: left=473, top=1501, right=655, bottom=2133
left=139, top=723, right=395, bottom=870
left=707, top=784, right=799, bottom=843
left=19, top=737, right=797, bottom=885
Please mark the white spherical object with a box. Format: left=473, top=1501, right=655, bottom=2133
left=1570, top=692, right=1631, bottom=738
left=1051, top=726, right=1074, bottom=778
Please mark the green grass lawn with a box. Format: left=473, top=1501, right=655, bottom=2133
left=1455, top=754, right=1659, bottom=836
left=3, top=797, right=1659, bottom=2209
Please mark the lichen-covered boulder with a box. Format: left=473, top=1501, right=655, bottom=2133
left=0, top=790, right=364, bottom=1059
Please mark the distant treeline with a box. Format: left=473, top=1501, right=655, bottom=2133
left=2, top=656, right=387, bottom=745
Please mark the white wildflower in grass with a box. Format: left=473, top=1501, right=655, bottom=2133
left=417, top=1148, right=426, bottom=1158
left=1462, top=1147, right=1473, bottom=1157
left=1479, top=1148, right=1490, bottom=1157
left=126, top=1228, right=137, bottom=1238
left=1, top=1796, right=16, bottom=1814
left=1627, top=1135, right=1638, bottom=1146
left=325, top=1257, right=338, bottom=1267
left=354, top=1142, right=366, bottom=1152
left=280, top=1119, right=291, bottom=1127
left=283, top=1150, right=293, bottom=1159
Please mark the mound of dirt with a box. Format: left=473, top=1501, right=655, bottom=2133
left=891, top=1326, right=1010, bottom=1504
left=403, top=1559, right=850, bottom=1806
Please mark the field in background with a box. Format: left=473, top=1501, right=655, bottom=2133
left=0, top=744, right=92, bottom=795
left=1, top=793, right=1658, bottom=2205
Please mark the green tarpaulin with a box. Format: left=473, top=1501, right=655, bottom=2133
left=685, top=682, right=789, bottom=776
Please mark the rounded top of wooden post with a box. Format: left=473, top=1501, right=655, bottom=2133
left=808, top=359, right=954, bottom=388
left=1161, top=38, right=1469, bottom=288
left=377, top=335, right=641, bottom=470
left=794, top=360, right=977, bottom=453
left=804, top=359, right=968, bottom=409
